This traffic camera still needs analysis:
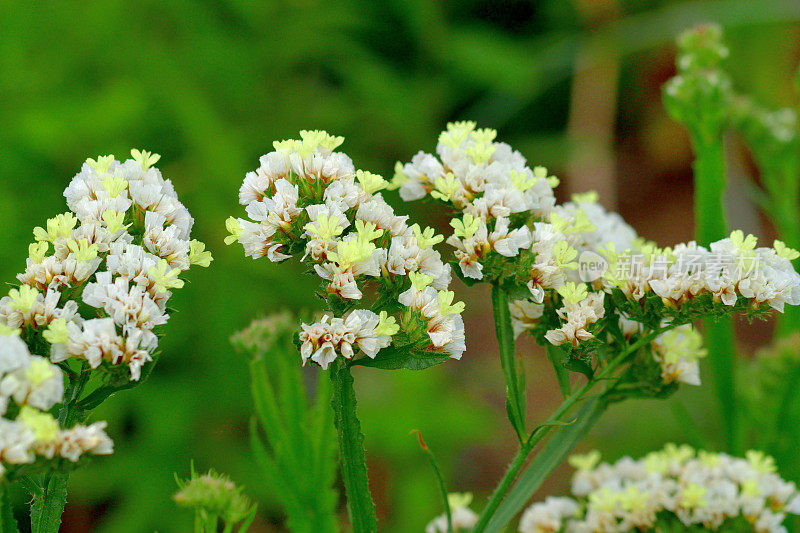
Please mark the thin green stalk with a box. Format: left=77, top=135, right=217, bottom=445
left=491, top=284, right=526, bottom=441
left=693, top=136, right=739, bottom=453
left=411, top=430, right=452, bottom=533
left=472, top=329, right=664, bottom=532
left=330, top=361, right=377, bottom=533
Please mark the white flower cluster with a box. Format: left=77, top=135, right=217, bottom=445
left=520, top=445, right=800, bottom=533
left=394, top=121, right=557, bottom=282
left=543, top=284, right=606, bottom=348
left=298, top=310, right=392, bottom=369
left=599, top=231, right=800, bottom=314
left=0, top=331, right=112, bottom=478
left=228, top=131, right=465, bottom=368
left=0, top=150, right=211, bottom=380
left=397, top=124, right=800, bottom=354
left=504, top=194, right=639, bottom=348
left=393, top=125, right=636, bottom=351
left=425, top=493, right=479, bottom=533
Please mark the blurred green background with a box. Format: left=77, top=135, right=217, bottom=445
left=1, top=0, right=799, bottom=531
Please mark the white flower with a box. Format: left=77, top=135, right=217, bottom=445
left=509, top=299, right=544, bottom=338
left=298, top=310, right=391, bottom=369
left=83, top=272, right=168, bottom=334
left=398, top=286, right=466, bottom=359
left=0, top=418, right=36, bottom=471
left=490, top=217, right=532, bottom=257
left=652, top=325, right=706, bottom=386
left=233, top=132, right=467, bottom=369
left=522, top=445, right=800, bottom=532
left=0, top=333, right=33, bottom=374
left=36, top=421, right=114, bottom=462
left=0, top=356, right=64, bottom=414
left=545, top=292, right=605, bottom=347
left=398, top=151, right=444, bottom=201
left=355, top=196, right=410, bottom=238
left=518, top=496, right=579, bottom=533
left=143, top=211, right=191, bottom=270
left=58, top=318, right=155, bottom=380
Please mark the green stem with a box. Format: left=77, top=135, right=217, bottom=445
left=472, top=329, right=664, bottom=532
left=30, top=366, right=90, bottom=533
left=693, top=136, right=739, bottom=453
left=692, top=138, right=728, bottom=245
left=491, top=284, right=526, bottom=441
left=772, top=196, right=800, bottom=336
left=330, top=361, right=377, bottom=533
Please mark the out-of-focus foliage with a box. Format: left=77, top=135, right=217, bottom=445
left=739, top=334, right=800, bottom=481
left=232, top=313, right=338, bottom=533
left=1, top=0, right=799, bottom=531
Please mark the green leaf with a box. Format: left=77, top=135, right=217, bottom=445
left=249, top=358, right=299, bottom=468
left=249, top=421, right=310, bottom=533
left=564, top=357, right=594, bottom=380
left=330, top=362, right=377, bottom=533
left=353, top=345, right=451, bottom=371
left=491, top=284, right=526, bottom=441
left=545, top=345, right=571, bottom=397
left=483, top=397, right=606, bottom=533
left=30, top=473, right=69, bottom=533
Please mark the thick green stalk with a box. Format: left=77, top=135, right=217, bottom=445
left=330, top=361, right=377, bottom=533
left=772, top=197, right=800, bottom=336
left=491, top=284, right=526, bottom=441
left=693, top=136, right=739, bottom=453
left=472, top=329, right=664, bottom=532
left=692, top=138, right=728, bottom=245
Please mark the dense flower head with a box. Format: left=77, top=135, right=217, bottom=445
left=0, top=150, right=211, bottom=381
left=520, top=444, right=800, bottom=533
left=397, top=122, right=800, bottom=394
left=399, top=126, right=800, bottom=334
left=228, top=131, right=466, bottom=368
left=394, top=121, right=561, bottom=285
left=0, top=331, right=113, bottom=478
